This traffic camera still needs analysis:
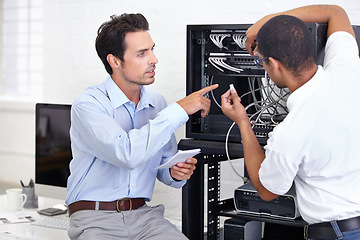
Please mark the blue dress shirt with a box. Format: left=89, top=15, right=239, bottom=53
left=65, top=76, right=189, bottom=205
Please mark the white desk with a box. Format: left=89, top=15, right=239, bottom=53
left=0, top=194, right=69, bottom=240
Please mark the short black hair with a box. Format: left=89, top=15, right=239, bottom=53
left=257, top=15, right=316, bottom=76
left=95, top=13, right=149, bottom=75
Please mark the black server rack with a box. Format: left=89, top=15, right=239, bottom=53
left=185, top=23, right=360, bottom=145
left=181, top=23, right=360, bottom=240
left=186, top=24, right=266, bottom=144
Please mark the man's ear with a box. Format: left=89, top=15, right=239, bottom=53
left=268, top=57, right=280, bottom=70
left=268, top=57, right=285, bottom=75
left=107, top=54, right=121, bottom=69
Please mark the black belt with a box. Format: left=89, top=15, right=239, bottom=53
left=306, top=215, right=360, bottom=239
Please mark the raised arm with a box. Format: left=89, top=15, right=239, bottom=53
left=246, top=5, right=355, bottom=55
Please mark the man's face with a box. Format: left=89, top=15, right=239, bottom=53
left=259, top=54, right=287, bottom=89
left=119, top=30, right=158, bottom=86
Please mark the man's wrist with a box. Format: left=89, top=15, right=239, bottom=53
left=169, top=168, right=182, bottom=182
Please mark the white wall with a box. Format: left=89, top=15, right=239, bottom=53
left=1, top=0, right=360, bottom=222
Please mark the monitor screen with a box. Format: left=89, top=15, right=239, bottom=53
left=35, top=103, right=72, bottom=199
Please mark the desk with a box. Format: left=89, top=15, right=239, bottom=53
left=0, top=195, right=69, bottom=240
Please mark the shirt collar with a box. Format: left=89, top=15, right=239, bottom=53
left=104, top=75, right=155, bottom=110
left=138, top=86, right=154, bottom=110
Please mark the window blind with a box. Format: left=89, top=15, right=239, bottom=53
left=1, top=0, right=43, bottom=100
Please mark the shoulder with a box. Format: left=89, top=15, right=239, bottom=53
left=72, top=82, right=113, bottom=115
left=327, top=31, right=357, bottom=48
left=74, top=83, right=107, bottom=104
left=324, top=31, right=359, bottom=65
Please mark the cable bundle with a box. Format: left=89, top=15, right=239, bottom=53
left=209, top=34, right=229, bottom=49
left=232, top=34, right=247, bottom=50
left=208, top=57, right=244, bottom=73
left=209, top=74, right=290, bottom=181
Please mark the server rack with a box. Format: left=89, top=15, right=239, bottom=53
left=185, top=23, right=360, bottom=144
left=181, top=23, right=360, bottom=240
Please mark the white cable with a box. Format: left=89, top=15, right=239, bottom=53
left=208, top=57, right=224, bottom=72
left=209, top=76, right=222, bottom=109
left=233, top=34, right=247, bottom=50
left=208, top=57, right=244, bottom=73
left=207, top=69, right=288, bottom=182
left=209, top=34, right=228, bottom=49
left=225, top=121, right=248, bottom=182
left=219, top=58, right=244, bottom=73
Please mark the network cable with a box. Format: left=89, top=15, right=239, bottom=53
left=232, top=34, right=247, bottom=50
left=208, top=57, right=244, bottom=73
left=208, top=73, right=289, bottom=181
left=209, top=34, right=229, bottom=49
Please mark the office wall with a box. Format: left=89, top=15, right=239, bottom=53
left=1, top=0, right=360, bottom=222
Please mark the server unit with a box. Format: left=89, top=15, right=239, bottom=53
left=234, top=182, right=300, bottom=220
left=186, top=24, right=360, bottom=145
left=224, top=218, right=262, bottom=240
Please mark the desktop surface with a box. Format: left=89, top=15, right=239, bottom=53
left=0, top=194, right=69, bottom=240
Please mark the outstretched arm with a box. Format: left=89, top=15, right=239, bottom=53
left=246, top=5, right=355, bottom=55
left=221, top=88, right=279, bottom=201
left=177, top=84, right=219, bottom=118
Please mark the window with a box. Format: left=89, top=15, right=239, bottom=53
left=1, top=0, right=43, bottom=101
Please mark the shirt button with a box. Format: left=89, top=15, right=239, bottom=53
left=131, top=184, right=135, bottom=187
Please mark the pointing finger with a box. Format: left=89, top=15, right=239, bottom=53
left=196, top=84, right=219, bottom=95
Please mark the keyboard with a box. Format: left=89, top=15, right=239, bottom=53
left=31, top=216, right=70, bottom=230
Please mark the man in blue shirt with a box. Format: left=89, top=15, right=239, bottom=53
left=66, top=13, right=218, bottom=240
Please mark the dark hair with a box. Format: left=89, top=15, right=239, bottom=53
left=257, top=15, right=315, bottom=76
left=95, top=13, right=149, bottom=75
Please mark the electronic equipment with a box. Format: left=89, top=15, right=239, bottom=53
left=186, top=24, right=268, bottom=144
left=38, top=207, right=67, bottom=216
left=224, top=218, right=262, bottom=240
left=35, top=103, right=72, bottom=199
left=186, top=23, right=360, bottom=145
left=234, top=182, right=300, bottom=220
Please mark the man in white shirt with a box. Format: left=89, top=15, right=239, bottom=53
left=221, top=5, right=360, bottom=240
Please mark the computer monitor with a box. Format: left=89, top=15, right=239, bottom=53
left=35, top=103, right=72, bottom=200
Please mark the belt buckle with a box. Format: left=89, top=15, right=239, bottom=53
left=116, top=198, right=132, bottom=212
left=304, top=225, right=308, bottom=240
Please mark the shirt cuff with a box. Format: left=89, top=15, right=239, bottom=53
left=159, top=167, right=186, bottom=188
left=168, top=170, right=187, bottom=188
